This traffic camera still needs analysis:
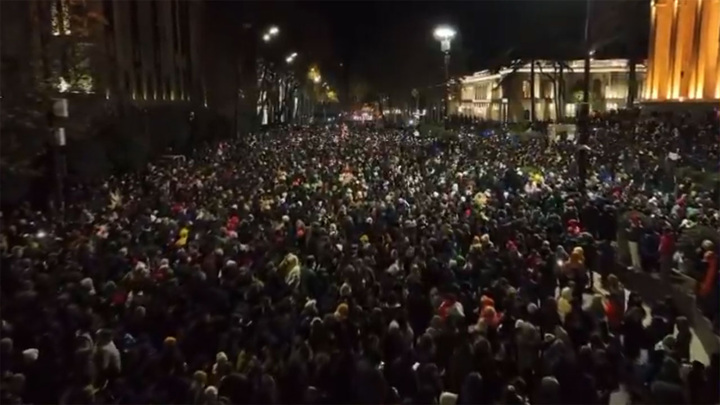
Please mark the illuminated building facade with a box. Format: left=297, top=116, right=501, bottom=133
left=644, top=0, right=720, bottom=101
left=456, top=59, right=646, bottom=122
left=107, top=0, right=205, bottom=103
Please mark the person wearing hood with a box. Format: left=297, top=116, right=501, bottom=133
left=515, top=319, right=540, bottom=381
left=456, top=372, right=488, bottom=405
left=533, top=376, right=560, bottom=405
left=650, top=357, right=684, bottom=404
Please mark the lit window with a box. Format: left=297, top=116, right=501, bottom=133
left=61, top=0, right=71, bottom=35
left=51, top=1, right=61, bottom=36
left=565, top=103, right=576, bottom=117
left=522, top=81, right=531, bottom=98
left=51, top=0, right=72, bottom=36
left=56, top=77, right=70, bottom=93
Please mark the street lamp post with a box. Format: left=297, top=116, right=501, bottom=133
left=237, top=24, right=280, bottom=134
left=434, top=25, right=456, bottom=130
left=259, top=25, right=279, bottom=125
left=577, top=0, right=592, bottom=193
left=284, top=52, right=297, bottom=123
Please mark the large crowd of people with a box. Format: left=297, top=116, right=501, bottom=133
left=1, top=109, right=718, bottom=404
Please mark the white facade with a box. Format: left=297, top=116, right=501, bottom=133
left=456, top=59, right=647, bottom=122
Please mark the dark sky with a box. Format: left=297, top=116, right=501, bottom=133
left=284, top=1, right=591, bottom=67
left=210, top=0, right=648, bottom=98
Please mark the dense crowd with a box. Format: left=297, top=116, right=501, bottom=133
left=1, top=110, right=718, bottom=404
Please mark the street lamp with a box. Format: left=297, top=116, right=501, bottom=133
left=263, top=25, right=280, bottom=42
left=433, top=25, right=456, bottom=129
left=285, top=52, right=298, bottom=64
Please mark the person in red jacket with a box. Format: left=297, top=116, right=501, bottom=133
left=567, top=219, right=581, bottom=237
left=658, top=227, right=675, bottom=282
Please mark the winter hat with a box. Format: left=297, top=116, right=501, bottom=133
left=340, top=282, right=352, bottom=297
left=193, top=370, right=208, bottom=385
left=204, top=386, right=218, bottom=398
left=135, top=261, right=149, bottom=274
left=334, top=303, right=349, bottom=320
left=80, top=278, right=96, bottom=295
left=22, top=348, right=39, bottom=362
left=656, top=335, right=677, bottom=353
left=388, top=320, right=400, bottom=332
left=448, top=301, right=465, bottom=318
left=215, top=352, right=228, bottom=363
left=304, top=299, right=318, bottom=315
left=560, top=287, right=573, bottom=301
left=481, top=306, right=497, bottom=323
left=122, top=333, right=136, bottom=348
left=439, top=392, right=458, bottom=405
left=480, top=295, right=495, bottom=310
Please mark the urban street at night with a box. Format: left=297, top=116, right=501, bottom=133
left=0, top=0, right=719, bottom=404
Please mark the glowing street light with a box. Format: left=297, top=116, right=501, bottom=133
left=313, top=75, right=321, bottom=83
left=285, top=52, right=298, bottom=64
left=433, top=25, right=456, bottom=50
left=263, top=25, right=280, bottom=42
left=433, top=24, right=456, bottom=129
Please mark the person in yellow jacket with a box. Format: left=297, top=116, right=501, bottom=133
left=175, top=227, right=190, bottom=247
left=278, top=253, right=301, bottom=290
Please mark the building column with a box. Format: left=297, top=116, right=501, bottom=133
left=645, top=0, right=658, bottom=99
left=665, top=0, right=681, bottom=99
left=716, top=42, right=720, bottom=99
left=700, top=0, right=720, bottom=99
left=687, top=0, right=705, bottom=98
left=650, top=0, right=674, bottom=100
left=671, top=0, right=699, bottom=99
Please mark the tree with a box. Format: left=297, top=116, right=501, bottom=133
left=489, top=55, right=537, bottom=122
left=348, top=75, right=371, bottom=106
left=490, top=30, right=580, bottom=122
left=589, top=0, right=650, bottom=107
left=1, top=0, right=106, bottom=177
left=536, top=58, right=574, bottom=121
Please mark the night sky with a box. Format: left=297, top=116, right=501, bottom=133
left=210, top=0, right=648, bottom=98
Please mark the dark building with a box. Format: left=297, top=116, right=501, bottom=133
left=1, top=0, right=205, bottom=105
left=106, top=0, right=205, bottom=104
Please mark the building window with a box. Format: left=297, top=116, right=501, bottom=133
left=565, top=103, right=576, bottom=118
left=474, top=84, right=483, bottom=100
left=522, top=80, right=531, bottom=98
left=51, top=0, right=71, bottom=36
left=606, top=102, right=618, bottom=111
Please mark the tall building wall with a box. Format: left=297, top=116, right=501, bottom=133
left=645, top=0, right=720, bottom=101
left=12, top=0, right=205, bottom=103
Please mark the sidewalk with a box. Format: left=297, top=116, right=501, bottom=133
left=591, top=270, right=717, bottom=365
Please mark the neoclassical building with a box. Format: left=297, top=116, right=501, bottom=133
left=455, top=59, right=646, bottom=122
left=644, top=0, right=720, bottom=102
